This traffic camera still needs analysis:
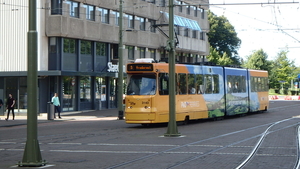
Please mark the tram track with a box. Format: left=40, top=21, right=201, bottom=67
left=2, top=101, right=300, bottom=168
left=105, top=116, right=300, bottom=169
left=235, top=118, right=298, bottom=169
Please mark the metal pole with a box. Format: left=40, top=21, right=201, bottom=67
left=18, top=0, right=46, bottom=166
left=118, top=0, right=124, bottom=120
left=164, top=0, right=180, bottom=137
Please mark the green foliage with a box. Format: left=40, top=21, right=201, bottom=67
left=243, top=49, right=271, bottom=71
left=268, top=50, right=297, bottom=89
left=207, top=11, right=241, bottom=65
left=207, top=47, right=233, bottom=66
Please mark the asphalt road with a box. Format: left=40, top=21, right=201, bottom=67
left=1, top=100, right=300, bottom=169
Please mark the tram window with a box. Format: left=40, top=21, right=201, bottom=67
left=205, top=75, right=212, bottom=94
left=159, top=73, right=169, bottom=95
left=250, top=77, right=255, bottom=92
left=188, top=74, right=196, bottom=94
left=196, top=74, right=204, bottom=94
left=264, top=78, right=269, bottom=91
left=228, top=75, right=246, bottom=93
left=227, top=75, right=233, bottom=93
left=240, top=76, right=246, bottom=93
left=212, top=75, right=219, bottom=93
left=178, top=73, right=187, bottom=94
left=127, top=74, right=156, bottom=95
left=254, top=77, right=258, bottom=92
left=232, top=76, right=239, bottom=93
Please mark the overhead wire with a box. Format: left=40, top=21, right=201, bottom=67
left=210, top=3, right=300, bottom=42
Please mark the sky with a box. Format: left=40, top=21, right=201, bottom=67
left=208, top=0, right=300, bottom=66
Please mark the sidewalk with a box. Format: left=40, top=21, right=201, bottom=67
left=0, top=108, right=120, bottom=127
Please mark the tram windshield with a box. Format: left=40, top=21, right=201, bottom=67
left=127, top=74, right=156, bottom=95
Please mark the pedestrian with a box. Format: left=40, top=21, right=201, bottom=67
left=51, top=93, right=61, bottom=119
left=0, top=98, right=3, bottom=109
left=5, top=94, right=15, bottom=121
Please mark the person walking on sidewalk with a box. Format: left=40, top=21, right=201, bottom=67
left=51, top=93, right=61, bottom=119
left=0, top=98, right=3, bottom=109
left=5, top=94, right=15, bottom=121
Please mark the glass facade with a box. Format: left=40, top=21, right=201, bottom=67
left=63, top=38, right=77, bottom=71
left=95, top=77, right=107, bottom=109
left=96, top=42, right=108, bottom=72
left=80, top=40, right=93, bottom=72
left=62, top=76, right=76, bottom=111
left=66, top=0, right=79, bottom=18
left=4, top=77, right=27, bottom=112
left=84, top=4, right=95, bottom=21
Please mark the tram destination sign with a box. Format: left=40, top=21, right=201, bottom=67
left=127, top=64, right=153, bottom=71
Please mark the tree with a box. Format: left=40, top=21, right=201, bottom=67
left=206, top=46, right=233, bottom=66
left=268, top=50, right=297, bottom=89
left=243, top=49, right=271, bottom=71
left=207, top=11, right=241, bottom=65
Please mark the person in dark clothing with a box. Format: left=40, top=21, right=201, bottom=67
left=0, top=99, right=3, bottom=109
left=5, top=94, right=15, bottom=121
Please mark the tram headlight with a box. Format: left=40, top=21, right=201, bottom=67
left=144, top=106, right=151, bottom=109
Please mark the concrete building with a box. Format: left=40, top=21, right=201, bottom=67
left=0, top=0, right=209, bottom=115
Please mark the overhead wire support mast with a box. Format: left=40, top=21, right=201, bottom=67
left=164, top=0, right=181, bottom=137
left=118, top=0, right=124, bottom=120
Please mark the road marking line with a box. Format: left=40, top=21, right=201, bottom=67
left=87, top=143, right=177, bottom=146
left=48, top=143, right=82, bottom=145
left=0, top=142, right=16, bottom=144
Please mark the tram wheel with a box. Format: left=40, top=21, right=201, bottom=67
left=183, top=116, right=189, bottom=125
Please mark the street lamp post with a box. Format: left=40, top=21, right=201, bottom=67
left=18, top=0, right=46, bottom=166
left=118, top=0, right=124, bottom=120
left=164, top=0, right=181, bottom=137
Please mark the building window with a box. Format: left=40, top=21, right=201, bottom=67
left=80, top=76, right=91, bottom=102
left=126, top=45, right=134, bottom=60
left=51, top=0, right=62, bottom=15
left=111, top=44, right=119, bottom=59
left=96, top=42, right=108, bottom=72
left=200, top=32, right=205, bottom=40
left=184, top=28, right=189, bottom=37
left=63, top=38, right=76, bottom=53
left=160, top=0, right=166, bottom=7
left=127, top=14, right=134, bottom=29
left=80, top=40, right=92, bottom=71
left=149, top=19, right=156, bottom=33
left=192, top=30, right=197, bottom=38
left=178, top=1, right=182, bottom=12
left=138, top=47, right=146, bottom=58
left=63, top=38, right=77, bottom=71
left=80, top=40, right=91, bottom=55
left=194, top=6, right=197, bottom=17
left=83, top=4, right=95, bottom=21
left=139, top=17, right=146, bottom=31
left=113, top=11, right=119, bottom=25
left=186, top=6, right=190, bottom=15
left=99, top=8, right=109, bottom=23
left=49, top=37, right=57, bottom=53
left=199, top=8, right=205, bottom=19
left=66, top=0, right=79, bottom=18
left=96, top=42, right=107, bottom=56
left=175, top=26, right=180, bottom=35
left=187, top=54, right=193, bottom=63
left=62, top=76, right=76, bottom=111
left=149, top=48, right=156, bottom=59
